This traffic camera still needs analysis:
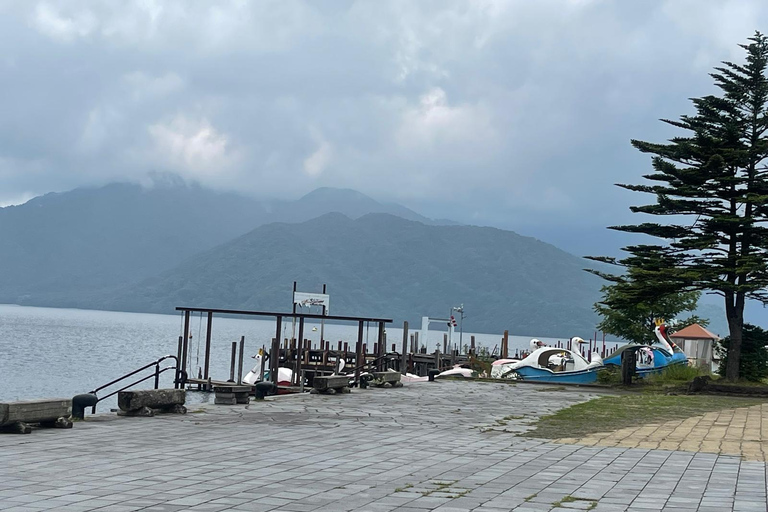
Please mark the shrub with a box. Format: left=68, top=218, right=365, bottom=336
left=717, top=324, right=768, bottom=382
left=645, top=363, right=703, bottom=385
left=597, top=367, right=621, bottom=385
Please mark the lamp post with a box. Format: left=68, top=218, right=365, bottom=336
left=453, top=304, right=464, bottom=352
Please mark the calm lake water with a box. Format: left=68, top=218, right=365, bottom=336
left=1, top=304, right=617, bottom=409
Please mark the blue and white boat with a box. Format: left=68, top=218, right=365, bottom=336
left=501, top=338, right=604, bottom=384
left=602, top=322, right=687, bottom=376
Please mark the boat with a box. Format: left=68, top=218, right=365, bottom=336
left=490, top=358, right=522, bottom=378
left=500, top=338, right=603, bottom=384
left=602, top=321, right=688, bottom=376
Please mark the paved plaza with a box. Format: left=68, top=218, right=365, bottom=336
left=0, top=381, right=766, bottom=512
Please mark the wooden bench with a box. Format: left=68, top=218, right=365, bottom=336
left=213, top=385, right=251, bottom=405
left=372, top=372, right=403, bottom=388
left=117, top=389, right=186, bottom=416
left=0, top=399, right=72, bottom=434
left=311, top=375, right=351, bottom=395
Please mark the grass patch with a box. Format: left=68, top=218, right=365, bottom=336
left=524, top=394, right=767, bottom=439
left=552, top=496, right=599, bottom=509
left=421, top=481, right=457, bottom=496
left=524, top=493, right=537, bottom=502
left=644, top=364, right=707, bottom=386
left=394, top=484, right=413, bottom=492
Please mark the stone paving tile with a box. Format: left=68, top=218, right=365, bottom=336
left=0, top=381, right=766, bottom=511
left=556, top=403, right=768, bottom=462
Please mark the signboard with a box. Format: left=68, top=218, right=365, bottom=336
left=293, top=292, right=330, bottom=312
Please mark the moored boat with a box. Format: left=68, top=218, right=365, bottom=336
left=602, top=321, right=687, bottom=376
left=501, top=338, right=603, bottom=384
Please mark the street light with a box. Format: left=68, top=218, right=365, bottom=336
left=452, top=304, right=465, bottom=351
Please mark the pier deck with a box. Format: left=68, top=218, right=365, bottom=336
left=1, top=381, right=766, bottom=511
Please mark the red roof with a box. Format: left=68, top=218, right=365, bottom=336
left=669, top=323, right=720, bottom=340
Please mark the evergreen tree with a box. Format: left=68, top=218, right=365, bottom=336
left=594, top=284, right=706, bottom=345
left=589, top=32, right=768, bottom=380
left=717, top=324, right=768, bottom=382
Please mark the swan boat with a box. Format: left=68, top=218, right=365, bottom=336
left=500, top=338, right=603, bottom=384
left=602, top=321, right=688, bottom=376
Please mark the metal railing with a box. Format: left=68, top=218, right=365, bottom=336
left=88, top=355, right=185, bottom=413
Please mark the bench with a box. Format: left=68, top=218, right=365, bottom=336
left=213, top=385, right=251, bottom=405
left=311, top=375, right=351, bottom=395
left=117, top=389, right=186, bottom=417
left=0, top=399, right=73, bottom=434
left=372, top=372, right=403, bottom=388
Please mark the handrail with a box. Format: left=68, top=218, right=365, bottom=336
left=87, top=355, right=185, bottom=413
left=94, top=367, right=178, bottom=405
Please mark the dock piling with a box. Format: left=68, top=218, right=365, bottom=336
left=229, top=341, right=237, bottom=382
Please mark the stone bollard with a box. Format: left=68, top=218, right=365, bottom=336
left=254, top=382, right=276, bottom=400
left=72, top=394, right=98, bottom=420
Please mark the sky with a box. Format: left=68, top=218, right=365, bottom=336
left=1, top=0, right=768, bottom=257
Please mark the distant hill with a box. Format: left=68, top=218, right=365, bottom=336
left=98, top=213, right=606, bottom=336
left=0, top=181, right=454, bottom=307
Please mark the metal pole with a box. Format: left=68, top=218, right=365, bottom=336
left=320, top=283, right=327, bottom=345
left=459, top=305, right=464, bottom=351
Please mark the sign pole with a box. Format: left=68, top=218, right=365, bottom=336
left=320, top=284, right=327, bottom=344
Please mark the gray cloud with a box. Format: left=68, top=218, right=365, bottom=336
left=1, top=0, right=767, bottom=254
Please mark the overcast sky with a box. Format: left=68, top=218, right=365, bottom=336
left=2, top=0, right=767, bottom=255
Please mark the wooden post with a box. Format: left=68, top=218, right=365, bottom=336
left=435, top=348, right=440, bottom=371
left=229, top=341, right=237, bottom=382
left=414, top=332, right=419, bottom=352
left=502, top=330, right=509, bottom=359
left=443, top=334, right=448, bottom=355
left=470, top=335, right=476, bottom=355
left=237, top=336, right=245, bottom=384
left=181, top=310, right=191, bottom=376
left=296, top=317, right=305, bottom=386
left=175, top=335, right=183, bottom=389
left=401, top=321, right=409, bottom=375
left=378, top=321, right=385, bottom=371
left=203, top=311, right=213, bottom=382
left=260, top=344, right=267, bottom=381
left=272, top=317, right=282, bottom=386
left=355, top=321, right=364, bottom=385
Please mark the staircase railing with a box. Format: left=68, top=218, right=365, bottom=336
left=87, top=355, right=185, bottom=413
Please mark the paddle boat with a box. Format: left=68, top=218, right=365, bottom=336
left=602, top=320, right=688, bottom=376
left=501, top=337, right=603, bottom=384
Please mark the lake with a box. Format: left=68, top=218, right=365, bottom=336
left=0, top=304, right=617, bottom=409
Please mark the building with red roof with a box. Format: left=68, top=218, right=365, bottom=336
left=669, top=323, right=721, bottom=372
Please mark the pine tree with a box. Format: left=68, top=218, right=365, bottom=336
left=589, top=32, right=768, bottom=380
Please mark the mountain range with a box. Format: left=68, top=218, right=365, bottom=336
left=0, top=178, right=728, bottom=336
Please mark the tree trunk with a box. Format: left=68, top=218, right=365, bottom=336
left=724, top=292, right=744, bottom=381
